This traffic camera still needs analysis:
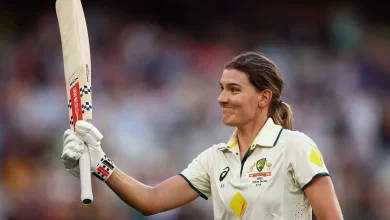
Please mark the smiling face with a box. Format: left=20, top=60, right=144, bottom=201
left=218, top=68, right=263, bottom=127
left=221, top=51, right=292, bottom=130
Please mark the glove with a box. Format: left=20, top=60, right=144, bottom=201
left=62, top=129, right=85, bottom=177
left=62, top=121, right=115, bottom=181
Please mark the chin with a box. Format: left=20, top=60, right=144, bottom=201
left=222, top=118, right=238, bottom=127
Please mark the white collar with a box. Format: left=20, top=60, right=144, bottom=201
left=221, top=118, right=284, bottom=151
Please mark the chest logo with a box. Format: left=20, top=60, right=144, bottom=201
left=248, top=158, right=272, bottom=187
left=256, top=158, right=266, bottom=172
left=219, top=167, right=230, bottom=181
left=249, top=158, right=272, bottom=178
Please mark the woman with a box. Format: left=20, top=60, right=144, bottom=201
left=62, top=52, right=344, bottom=219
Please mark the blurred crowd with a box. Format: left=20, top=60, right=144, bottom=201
left=1, top=2, right=390, bottom=220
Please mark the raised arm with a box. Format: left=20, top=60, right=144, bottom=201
left=106, top=169, right=199, bottom=215
left=62, top=121, right=200, bottom=216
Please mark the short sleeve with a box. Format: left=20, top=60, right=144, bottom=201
left=179, top=147, right=213, bottom=200
left=288, top=133, right=330, bottom=191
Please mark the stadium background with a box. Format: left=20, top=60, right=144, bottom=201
left=1, top=1, right=390, bottom=219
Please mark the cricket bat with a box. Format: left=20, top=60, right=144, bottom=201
left=56, top=0, right=93, bottom=204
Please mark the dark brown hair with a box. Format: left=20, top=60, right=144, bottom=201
left=224, top=51, right=293, bottom=130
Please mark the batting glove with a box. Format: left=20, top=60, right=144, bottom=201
left=62, top=129, right=85, bottom=177
left=62, top=121, right=115, bottom=181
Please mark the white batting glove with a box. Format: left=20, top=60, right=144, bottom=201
left=62, top=129, right=85, bottom=177
left=61, top=121, right=115, bottom=181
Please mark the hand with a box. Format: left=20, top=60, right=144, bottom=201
left=62, top=129, right=85, bottom=177
left=62, top=121, right=115, bottom=181
left=74, top=121, right=105, bottom=169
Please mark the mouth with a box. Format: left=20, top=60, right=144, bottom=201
left=221, top=107, right=233, bottom=113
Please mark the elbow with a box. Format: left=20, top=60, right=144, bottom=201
left=139, top=187, right=160, bottom=216
left=141, top=210, right=157, bottom=216
left=133, top=204, right=159, bottom=216
left=139, top=206, right=160, bottom=216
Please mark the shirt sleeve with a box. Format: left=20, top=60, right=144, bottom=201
left=179, top=147, right=213, bottom=200
left=288, top=133, right=330, bottom=191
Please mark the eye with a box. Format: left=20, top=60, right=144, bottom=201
left=231, top=87, right=239, bottom=92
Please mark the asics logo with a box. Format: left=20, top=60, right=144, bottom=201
left=219, top=167, right=230, bottom=182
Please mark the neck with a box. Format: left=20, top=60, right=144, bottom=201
left=237, top=116, right=268, bottom=154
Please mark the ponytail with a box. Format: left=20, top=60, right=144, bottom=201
left=271, top=101, right=294, bottom=130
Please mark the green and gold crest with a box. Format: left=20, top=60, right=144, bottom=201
left=256, top=158, right=267, bottom=172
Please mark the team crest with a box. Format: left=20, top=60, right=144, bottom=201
left=256, top=158, right=266, bottom=172
left=249, top=158, right=271, bottom=187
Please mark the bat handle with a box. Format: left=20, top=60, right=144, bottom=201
left=80, top=142, right=93, bottom=204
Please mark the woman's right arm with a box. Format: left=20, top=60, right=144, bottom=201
left=106, top=168, right=199, bottom=216
left=62, top=121, right=207, bottom=216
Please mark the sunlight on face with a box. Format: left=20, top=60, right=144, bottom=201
left=218, top=69, right=260, bottom=127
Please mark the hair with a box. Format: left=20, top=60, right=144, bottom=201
left=224, top=51, right=294, bottom=130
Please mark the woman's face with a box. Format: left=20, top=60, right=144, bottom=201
left=218, top=68, right=262, bottom=127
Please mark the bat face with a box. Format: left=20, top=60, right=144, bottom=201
left=56, top=0, right=92, bottom=130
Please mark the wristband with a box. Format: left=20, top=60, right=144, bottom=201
left=92, top=155, right=115, bottom=182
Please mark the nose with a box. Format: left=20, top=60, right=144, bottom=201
left=217, top=90, right=228, bottom=105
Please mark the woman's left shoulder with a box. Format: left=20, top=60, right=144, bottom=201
left=281, top=129, right=318, bottom=150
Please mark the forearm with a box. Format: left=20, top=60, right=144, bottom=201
left=106, top=168, right=156, bottom=216
left=64, top=122, right=196, bottom=214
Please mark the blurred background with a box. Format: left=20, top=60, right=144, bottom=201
left=1, top=0, right=390, bottom=219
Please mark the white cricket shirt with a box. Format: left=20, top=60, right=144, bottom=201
left=179, top=118, right=330, bottom=220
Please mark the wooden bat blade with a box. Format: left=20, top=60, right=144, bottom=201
left=56, top=0, right=92, bottom=129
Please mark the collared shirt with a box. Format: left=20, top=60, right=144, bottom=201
left=179, top=118, right=330, bottom=220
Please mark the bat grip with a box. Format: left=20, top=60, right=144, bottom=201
left=80, top=143, right=93, bottom=204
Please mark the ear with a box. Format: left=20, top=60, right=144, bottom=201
left=258, top=89, right=273, bottom=108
